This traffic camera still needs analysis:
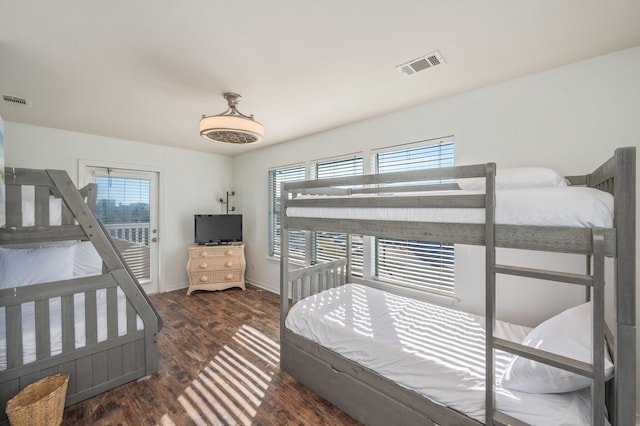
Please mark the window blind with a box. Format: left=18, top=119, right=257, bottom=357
left=375, top=140, right=455, bottom=295
left=376, top=141, right=454, bottom=181
left=312, top=156, right=364, bottom=277
left=268, top=164, right=306, bottom=262
left=95, top=175, right=151, bottom=282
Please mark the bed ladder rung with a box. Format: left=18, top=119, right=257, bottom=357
left=493, top=337, right=592, bottom=377
left=494, top=264, right=593, bottom=286
left=493, top=409, right=529, bottom=426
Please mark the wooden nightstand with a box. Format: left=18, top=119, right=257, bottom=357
left=186, top=243, right=246, bottom=295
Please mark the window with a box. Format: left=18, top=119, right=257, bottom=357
left=374, top=140, right=455, bottom=295
left=268, top=140, right=454, bottom=292
left=311, top=155, right=364, bottom=277
left=268, top=164, right=306, bottom=262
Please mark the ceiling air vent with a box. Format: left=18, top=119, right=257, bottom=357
left=2, top=94, right=32, bottom=107
left=396, top=51, right=445, bottom=77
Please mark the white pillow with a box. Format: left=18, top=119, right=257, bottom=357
left=457, top=167, right=568, bottom=191
left=0, top=245, right=76, bottom=288
left=501, top=302, right=614, bottom=393
left=73, top=241, right=103, bottom=276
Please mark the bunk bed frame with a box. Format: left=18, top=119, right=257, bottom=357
left=279, top=147, right=636, bottom=425
left=0, top=168, right=163, bottom=425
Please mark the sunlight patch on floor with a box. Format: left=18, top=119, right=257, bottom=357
left=158, top=414, right=176, bottom=426
left=173, top=325, right=279, bottom=425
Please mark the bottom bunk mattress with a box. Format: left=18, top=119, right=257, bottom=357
left=285, top=284, right=599, bottom=425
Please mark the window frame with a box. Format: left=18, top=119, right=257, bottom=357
left=268, top=163, right=306, bottom=262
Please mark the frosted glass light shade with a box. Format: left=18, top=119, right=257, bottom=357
left=200, top=93, right=264, bottom=144
left=199, top=115, right=264, bottom=144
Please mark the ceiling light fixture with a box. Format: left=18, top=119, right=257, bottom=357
left=200, top=93, right=264, bottom=144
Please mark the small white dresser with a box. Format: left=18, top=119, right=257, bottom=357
left=186, top=243, right=246, bottom=295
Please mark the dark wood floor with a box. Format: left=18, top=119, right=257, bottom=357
left=62, top=285, right=361, bottom=425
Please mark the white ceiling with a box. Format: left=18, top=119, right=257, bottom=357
left=1, top=1, right=640, bottom=156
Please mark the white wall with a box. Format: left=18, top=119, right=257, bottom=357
left=4, top=122, right=234, bottom=292
left=234, top=45, right=640, bottom=410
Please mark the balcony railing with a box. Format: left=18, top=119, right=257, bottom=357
left=103, top=222, right=150, bottom=246
left=102, top=222, right=151, bottom=281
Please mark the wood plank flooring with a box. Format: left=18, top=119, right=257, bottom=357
left=62, top=285, right=362, bottom=425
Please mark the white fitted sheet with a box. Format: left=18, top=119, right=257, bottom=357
left=286, top=284, right=602, bottom=425
left=0, top=287, right=144, bottom=370
left=287, top=186, right=614, bottom=228
left=21, top=199, right=62, bottom=226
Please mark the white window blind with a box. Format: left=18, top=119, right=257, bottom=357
left=312, top=156, right=364, bottom=277
left=268, top=164, right=306, bottom=262
left=375, top=140, right=455, bottom=295
left=95, top=175, right=151, bottom=282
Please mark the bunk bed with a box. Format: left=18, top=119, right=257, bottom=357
left=0, top=168, right=163, bottom=425
left=279, top=147, right=636, bottom=426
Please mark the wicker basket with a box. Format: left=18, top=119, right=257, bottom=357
left=6, top=374, right=69, bottom=426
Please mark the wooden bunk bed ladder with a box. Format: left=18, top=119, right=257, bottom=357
left=46, top=170, right=163, bottom=375
left=491, top=230, right=607, bottom=425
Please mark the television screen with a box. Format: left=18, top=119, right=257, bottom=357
left=194, top=214, right=243, bottom=245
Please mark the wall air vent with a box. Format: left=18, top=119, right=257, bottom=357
left=2, top=94, right=32, bottom=107
left=395, top=51, right=445, bottom=77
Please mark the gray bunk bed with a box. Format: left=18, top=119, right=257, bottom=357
left=0, top=168, right=163, bottom=425
left=279, top=147, right=635, bottom=425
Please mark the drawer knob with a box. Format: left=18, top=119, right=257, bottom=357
left=199, top=263, right=208, bottom=269
left=225, top=261, right=233, bottom=267
left=200, top=252, right=208, bottom=257
left=225, top=250, right=233, bottom=256
left=199, top=275, right=208, bottom=283
left=225, top=273, right=233, bottom=280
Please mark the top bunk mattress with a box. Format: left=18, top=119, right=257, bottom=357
left=285, top=284, right=601, bottom=426
left=286, top=186, right=614, bottom=228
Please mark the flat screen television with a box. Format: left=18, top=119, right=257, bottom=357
left=194, top=214, right=243, bottom=245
